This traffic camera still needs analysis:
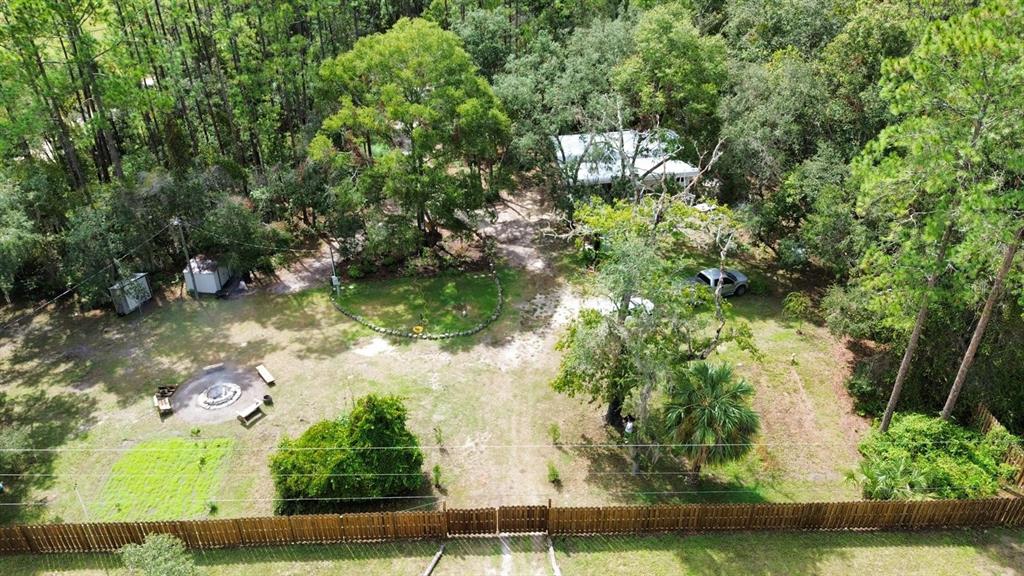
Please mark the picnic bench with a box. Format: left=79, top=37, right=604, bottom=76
left=152, top=386, right=177, bottom=415
left=236, top=402, right=264, bottom=426
left=256, top=364, right=275, bottom=386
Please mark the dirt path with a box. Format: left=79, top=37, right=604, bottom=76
left=263, top=242, right=335, bottom=294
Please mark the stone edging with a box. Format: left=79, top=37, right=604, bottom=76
left=331, top=263, right=504, bottom=340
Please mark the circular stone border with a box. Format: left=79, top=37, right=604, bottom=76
left=332, top=261, right=504, bottom=340
left=197, top=382, right=243, bottom=409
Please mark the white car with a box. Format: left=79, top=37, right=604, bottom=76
left=692, top=268, right=749, bottom=297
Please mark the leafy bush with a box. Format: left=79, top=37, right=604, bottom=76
left=782, top=291, right=815, bottom=331
left=548, top=423, right=561, bottom=445
left=432, top=464, right=443, bottom=489
left=359, top=214, right=423, bottom=269
left=856, top=413, right=1017, bottom=500
left=845, top=363, right=887, bottom=416
left=547, top=462, right=562, bottom=486
left=745, top=274, right=770, bottom=296
left=270, top=394, right=424, bottom=514
left=119, top=534, right=197, bottom=576
left=850, top=457, right=931, bottom=501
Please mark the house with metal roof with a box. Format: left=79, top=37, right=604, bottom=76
left=552, top=129, right=699, bottom=188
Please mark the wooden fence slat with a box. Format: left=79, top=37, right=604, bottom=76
left=4, top=496, right=1024, bottom=556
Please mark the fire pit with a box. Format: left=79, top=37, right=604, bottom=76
left=197, top=382, right=242, bottom=409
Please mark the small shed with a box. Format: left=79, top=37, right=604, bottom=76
left=109, top=273, right=152, bottom=315
left=184, top=255, right=232, bottom=295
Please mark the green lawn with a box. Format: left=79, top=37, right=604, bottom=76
left=555, top=529, right=1024, bottom=575
left=2, top=530, right=1021, bottom=575
left=93, top=438, right=234, bottom=521
left=335, top=268, right=513, bottom=334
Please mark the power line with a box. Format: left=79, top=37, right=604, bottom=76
left=192, top=223, right=333, bottom=256
left=0, top=222, right=174, bottom=333
left=0, top=485, right=875, bottom=508
left=0, top=438, right=976, bottom=453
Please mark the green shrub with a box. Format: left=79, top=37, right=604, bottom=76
left=856, top=413, right=1017, bottom=500
left=746, top=274, right=769, bottom=296
left=845, top=369, right=886, bottom=416
left=432, top=464, right=443, bottom=489
left=119, top=534, right=197, bottom=576
left=547, top=462, right=561, bottom=486
left=270, top=394, right=425, bottom=514
left=851, top=457, right=931, bottom=501
left=781, top=291, right=815, bottom=330
left=548, top=423, right=561, bottom=445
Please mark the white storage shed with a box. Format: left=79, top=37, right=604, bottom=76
left=184, top=255, right=232, bottom=295
left=109, top=273, right=152, bottom=315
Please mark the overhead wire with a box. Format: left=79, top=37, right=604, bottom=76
left=0, top=222, right=174, bottom=333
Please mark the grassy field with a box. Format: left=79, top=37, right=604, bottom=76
left=336, top=268, right=510, bottom=333
left=2, top=530, right=1021, bottom=575
left=0, top=245, right=868, bottom=524
left=554, top=529, right=1024, bottom=575
left=93, top=438, right=234, bottom=521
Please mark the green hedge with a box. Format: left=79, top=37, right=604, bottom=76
left=856, top=413, right=1017, bottom=500
left=269, top=394, right=424, bottom=514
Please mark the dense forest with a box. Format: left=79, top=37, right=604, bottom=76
left=1, top=0, right=1022, bottom=431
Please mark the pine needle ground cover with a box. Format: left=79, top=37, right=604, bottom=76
left=93, top=438, right=234, bottom=521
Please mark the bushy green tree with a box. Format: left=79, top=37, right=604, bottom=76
left=718, top=49, right=828, bottom=198
left=319, top=18, right=510, bottom=249
left=269, top=394, right=424, bottom=514
left=0, top=177, right=39, bottom=303
left=494, top=18, right=634, bottom=169
left=553, top=197, right=756, bottom=429
left=192, top=199, right=291, bottom=275
left=723, top=0, right=851, bottom=60
left=452, top=8, right=518, bottom=79
left=119, top=534, right=197, bottom=576
left=613, top=4, right=728, bottom=152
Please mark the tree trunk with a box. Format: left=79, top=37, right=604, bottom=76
left=605, top=394, right=623, bottom=429
left=940, top=225, right=1024, bottom=420
left=880, top=218, right=957, bottom=432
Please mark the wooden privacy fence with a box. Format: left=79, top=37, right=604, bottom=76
left=2, top=498, right=1024, bottom=555
left=975, top=404, right=1024, bottom=489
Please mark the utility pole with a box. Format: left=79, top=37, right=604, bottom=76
left=328, top=239, right=339, bottom=295
left=172, top=217, right=199, bottom=301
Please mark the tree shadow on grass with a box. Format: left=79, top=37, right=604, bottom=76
left=0, top=541, right=443, bottom=576
left=554, top=529, right=1024, bottom=576
left=570, top=433, right=772, bottom=505
left=0, top=390, right=98, bottom=525
left=1, top=287, right=363, bottom=408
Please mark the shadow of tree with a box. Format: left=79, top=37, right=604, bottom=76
left=570, top=433, right=772, bottom=505
left=553, top=529, right=1024, bottom=576
left=0, top=390, right=98, bottom=524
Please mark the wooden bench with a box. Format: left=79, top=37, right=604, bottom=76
left=152, top=395, right=172, bottom=415
left=256, top=364, right=275, bottom=386
left=236, top=402, right=264, bottom=425
left=152, top=385, right=177, bottom=415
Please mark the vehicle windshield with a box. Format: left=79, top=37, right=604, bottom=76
left=696, top=272, right=712, bottom=285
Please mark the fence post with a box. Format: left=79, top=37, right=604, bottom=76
left=442, top=502, right=449, bottom=538
left=547, top=499, right=553, bottom=536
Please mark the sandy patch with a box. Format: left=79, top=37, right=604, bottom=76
left=353, top=337, right=395, bottom=357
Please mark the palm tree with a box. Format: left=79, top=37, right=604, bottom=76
left=664, top=362, right=759, bottom=478
left=849, top=457, right=932, bottom=501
